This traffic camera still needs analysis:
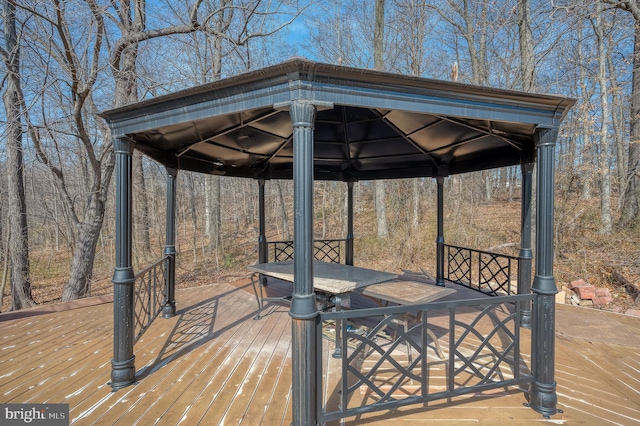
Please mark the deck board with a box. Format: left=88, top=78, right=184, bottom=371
left=1, top=279, right=639, bottom=425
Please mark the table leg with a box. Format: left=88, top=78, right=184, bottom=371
left=332, top=294, right=343, bottom=359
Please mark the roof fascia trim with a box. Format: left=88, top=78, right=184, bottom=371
left=105, top=81, right=294, bottom=138
left=307, top=81, right=568, bottom=127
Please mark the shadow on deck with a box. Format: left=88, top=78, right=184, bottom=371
left=1, top=279, right=639, bottom=425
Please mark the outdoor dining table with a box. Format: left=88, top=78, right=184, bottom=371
left=248, top=260, right=398, bottom=356
left=248, top=260, right=455, bottom=358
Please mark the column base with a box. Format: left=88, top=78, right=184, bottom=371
left=520, top=309, right=532, bottom=329
left=162, top=302, right=176, bottom=318
left=528, top=380, right=558, bottom=417
left=110, top=356, right=136, bottom=391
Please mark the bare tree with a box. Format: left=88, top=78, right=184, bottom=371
left=392, top=0, right=430, bottom=76
left=608, top=27, right=629, bottom=190
left=591, top=3, right=613, bottom=233
left=601, top=0, right=640, bottom=226
left=429, top=0, right=495, bottom=202
left=1, top=0, right=36, bottom=310
left=432, top=0, right=491, bottom=86
left=203, top=0, right=233, bottom=251
left=374, top=0, right=389, bottom=238
left=391, top=0, right=432, bottom=232
left=518, top=0, right=535, bottom=92
left=7, top=0, right=213, bottom=301
left=276, top=180, right=291, bottom=240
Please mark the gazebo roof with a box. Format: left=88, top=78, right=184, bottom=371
left=101, top=58, right=575, bottom=181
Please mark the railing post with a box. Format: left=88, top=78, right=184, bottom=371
left=279, top=98, right=331, bottom=426
left=529, top=127, right=559, bottom=417
left=477, top=251, right=482, bottom=288
left=258, top=179, right=268, bottom=264
left=163, top=167, right=178, bottom=318
left=346, top=181, right=354, bottom=266
left=518, top=163, right=534, bottom=327
left=467, top=249, right=472, bottom=285
left=111, top=137, right=136, bottom=390
left=258, top=179, right=268, bottom=285
left=148, top=271, right=153, bottom=326
left=435, top=176, right=445, bottom=286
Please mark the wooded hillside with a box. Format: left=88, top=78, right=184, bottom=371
left=1, top=0, right=639, bottom=311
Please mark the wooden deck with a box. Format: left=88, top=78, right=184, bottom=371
left=1, top=279, right=640, bottom=425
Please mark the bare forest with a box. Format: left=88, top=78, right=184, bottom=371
left=1, top=0, right=639, bottom=312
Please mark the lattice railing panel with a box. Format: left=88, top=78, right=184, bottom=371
left=268, top=239, right=345, bottom=263
left=133, top=257, right=167, bottom=343
left=318, top=294, right=534, bottom=423
left=451, top=305, right=519, bottom=389
left=448, top=246, right=472, bottom=283
left=445, top=244, right=519, bottom=296
left=271, top=241, right=294, bottom=262
left=314, top=240, right=341, bottom=263
left=479, top=253, right=512, bottom=295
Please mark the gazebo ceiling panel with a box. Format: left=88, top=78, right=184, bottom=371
left=314, top=142, right=349, bottom=161
left=382, top=109, right=443, bottom=134
left=244, top=110, right=293, bottom=138
left=209, top=130, right=286, bottom=155
left=408, top=122, right=484, bottom=152
left=348, top=138, right=424, bottom=159
left=102, top=59, right=575, bottom=181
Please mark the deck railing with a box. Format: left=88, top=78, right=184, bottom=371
left=267, top=239, right=346, bottom=263
left=445, top=244, right=519, bottom=296
left=317, top=293, right=534, bottom=422
left=133, top=256, right=168, bottom=343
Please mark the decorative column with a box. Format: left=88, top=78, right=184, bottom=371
left=290, top=100, right=319, bottom=426
left=518, top=163, right=534, bottom=328
left=435, top=176, right=446, bottom=287
left=529, top=127, right=560, bottom=417
left=111, top=137, right=136, bottom=390
left=345, top=181, right=354, bottom=266
left=258, top=179, right=268, bottom=265
left=162, top=168, right=178, bottom=318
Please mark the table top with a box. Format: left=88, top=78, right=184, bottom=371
left=356, top=279, right=456, bottom=305
left=248, top=260, right=398, bottom=294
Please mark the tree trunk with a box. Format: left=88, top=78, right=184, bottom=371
left=593, top=8, right=613, bottom=233
left=374, top=0, right=389, bottom=238
left=620, top=20, right=640, bottom=227
left=133, top=152, right=152, bottom=256
left=375, top=180, right=389, bottom=238
left=211, top=175, right=221, bottom=249
left=578, top=21, right=594, bottom=200
left=508, top=167, right=515, bottom=202
left=3, top=0, right=36, bottom=310
left=608, top=39, right=627, bottom=190
left=62, top=194, right=106, bottom=301
left=321, top=182, right=327, bottom=239
left=205, top=176, right=213, bottom=238
left=484, top=171, right=493, bottom=202
left=1, top=217, right=10, bottom=311
left=188, top=174, right=198, bottom=264
left=517, top=0, right=535, bottom=92
left=412, top=179, right=420, bottom=231
left=276, top=180, right=291, bottom=240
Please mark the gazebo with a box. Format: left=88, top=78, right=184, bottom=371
left=101, top=59, right=574, bottom=425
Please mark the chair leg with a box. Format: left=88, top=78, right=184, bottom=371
left=427, top=328, right=445, bottom=360
left=404, top=313, right=413, bottom=366
left=250, top=273, right=264, bottom=320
